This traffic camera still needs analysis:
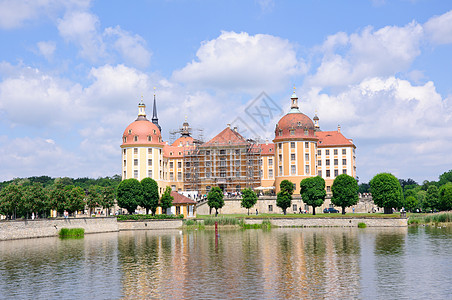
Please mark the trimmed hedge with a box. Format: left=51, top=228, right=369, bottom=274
left=116, top=214, right=184, bottom=221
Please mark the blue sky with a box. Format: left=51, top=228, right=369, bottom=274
left=0, top=0, right=451, bottom=184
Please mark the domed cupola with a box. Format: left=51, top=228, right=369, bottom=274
left=122, top=97, right=164, bottom=146
left=274, top=88, right=317, bottom=142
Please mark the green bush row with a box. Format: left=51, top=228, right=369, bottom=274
left=59, top=228, right=85, bottom=237
left=116, top=214, right=184, bottom=221
left=408, top=212, right=452, bottom=225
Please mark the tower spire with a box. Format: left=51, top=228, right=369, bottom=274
left=136, top=95, right=147, bottom=121
left=289, top=85, right=300, bottom=113
left=152, top=87, right=161, bottom=131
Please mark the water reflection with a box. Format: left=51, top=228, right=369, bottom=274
left=0, top=226, right=451, bottom=299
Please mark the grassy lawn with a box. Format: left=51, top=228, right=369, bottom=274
left=197, top=213, right=404, bottom=219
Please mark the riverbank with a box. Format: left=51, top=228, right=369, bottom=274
left=0, top=215, right=407, bottom=241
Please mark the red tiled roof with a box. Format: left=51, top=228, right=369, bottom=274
left=204, top=127, right=249, bottom=146
left=171, top=191, right=197, bottom=204
left=259, top=143, right=275, bottom=155
left=122, top=120, right=164, bottom=146
left=273, top=112, right=317, bottom=142
left=171, top=136, right=195, bottom=147
left=317, top=131, right=355, bottom=147
left=163, top=145, right=186, bottom=158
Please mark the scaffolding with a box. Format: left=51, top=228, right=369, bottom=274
left=183, top=140, right=262, bottom=195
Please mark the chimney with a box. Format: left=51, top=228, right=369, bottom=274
left=337, top=124, right=341, bottom=133
left=265, top=138, right=269, bottom=145
left=233, top=126, right=238, bottom=132
left=227, top=123, right=231, bottom=129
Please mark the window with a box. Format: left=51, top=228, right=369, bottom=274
left=178, top=162, right=181, bottom=168
left=269, top=169, right=273, bottom=178
left=334, top=149, right=338, bottom=155
left=326, top=170, right=330, bottom=177
left=334, top=170, right=339, bottom=177
left=327, top=186, right=331, bottom=192
left=291, top=142, right=295, bottom=148
left=148, top=148, right=152, bottom=154
left=123, top=149, right=126, bottom=155
left=305, top=142, right=309, bottom=148
left=220, top=172, right=226, bottom=178
left=123, top=160, right=126, bottom=167
left=325, top=149, right=330, bottom=155
left=318, top=160, right=321, bottom=166
left=326, top=159, right=330, bottom=166
left=134, top=148, right=138, bottom=155
left=170, top=172, right=174, bottom=180
left=148, top=170, right=152, bottom=178
left=293, top=204, right=297, bottom=212
left=236, top=171, right=241, bottom=177
left=318, top=170, right=322, bottom=177
left=317, top=150, right=321, bottom=155
left=305, top=165, right=310, bottom=174
left=290, top=130, right=295, bottom=135
left=148, top=136, right=152, bottom=142
left=169, top=162, right=173, bottom=168
left=159, top=149, right=162, bottom=155
left=123, top=171, right=126, bottom=178
left=134, top=170, right=138, bottom=178
left=186, top=162, right=190, bottom=167
left=304, top=129, right=308, bottom=135
left=268, top=205, right=273, bottom=212
left=279, top=166, right=283, bottom=175
left=342, top=149, right=346, bottom=155
left=279, top=154, right=282, bottom=161
left=178, top=172, right=182, bottom=180
left=134, top=159, right=138, bottom=166
left=278, top=143, right=282, bottom=149
left=334, top=159, right=338, bottom=166
left=206, top=161, right=211, bottom=167
left=342, top=159, right=347, bottom=165
left=186, top=173, right=190, bottom=179
left=291, top=154, right=295, bottom=161
left=269, top=158, right=273, bottom=165
left=206, top=150, right=210, bottom=155
left=123, top=137, right=127, bottom=143
left=235, top=160, right=240, bottom=166
left=305, top=154, right=309, bottom=161
left=279, top=130, right=283, bottom=136
left=342, top=169, right=347, bottom=174
left=148, top=159, right=152, bottom=166
left=134, top=136, right=138, bottom=142
left=128, top=129, right=132, bottom=134
left=235, top=149, right=240, bottom=155
left=291, top=165, right=296, bottom=175
left=206, top=172, right=211, bottom=178
left=220, top=149, right=226, bottom=155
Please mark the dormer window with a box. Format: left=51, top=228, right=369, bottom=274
left=153, top=129, right=156, bottom=134
left=279, top=130, right=283, bottom=136
left=290, top=130, right=295, bottom=136
left=304, top=129, right=308, bottom=136
left=123, top=137, right=127, bottom=143
left=148, top=136, right=152, bottom=142
left=128, top=129, right=132, bottom=134
left=297, top=122, right=301, bottom=127
left=170, top=152, right=173, bottom=156
left=178, top=152, right=182, bottom=155
left=134, top=136, right=138, bottom=142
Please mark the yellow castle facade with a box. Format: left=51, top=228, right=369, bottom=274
left=121, top=91, right=356, bottom=196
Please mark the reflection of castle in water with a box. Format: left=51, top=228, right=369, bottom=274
left=115, top=229, right=412, bottom=299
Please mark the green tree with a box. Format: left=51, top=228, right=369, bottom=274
left=49, top=183, right=67, bottom=215
left=23, top=183, right=49, bottom=218
left=369, top=173, right=403, bottom=214
left=241, top=188, right=257, bottom=215
left=280, top=180, right=294, bottom=195
left=405, top=196, right=419, bottom=212
left=439, top=182, right=452, bottom=211
left=358, top=183, right=370, bottom=194
left=0, top=184, right=23, bottom=219
left=66, top=186, right=86, bottom=215
left=141, top=177, right=159, bottom=215
left=117, top=179, right=142, bottom=214
left=300, top=176, right=326, bottom=215
left=276, top=180, right=294, bottom=215
left=331, top=174, right=359, bottom=214
left=160, top=186, right=174, bottom=214
left=100, top=186, right=116, bottom=216
left=86, top=185, right=102, bottom=215
left=438, top=170, right=452, bottom=186
left=424, top=185, right=440, bottom=212
left=207, top=186, right=224, bottom=216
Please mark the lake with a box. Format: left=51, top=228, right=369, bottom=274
left=0, top=226, right=451, bottom=299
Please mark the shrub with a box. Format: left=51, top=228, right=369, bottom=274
left=59, top=228, right=84, bottom=237
left=116, top=214, right=182, bottom=221
left=358, top=222, right=367, bottom=228
left=203, top=216, right=239, bottom=226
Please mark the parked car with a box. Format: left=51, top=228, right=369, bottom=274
left=323, top=207, right=340, bottom=213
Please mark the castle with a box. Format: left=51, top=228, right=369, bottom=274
left=121, top=90, right=356, bottom=198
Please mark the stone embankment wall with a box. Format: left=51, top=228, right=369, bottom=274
left=244, top=217, right=407, bottom=227
left=0, top=217, right=118, bottom=241
left=117, top=219, right=183, bottom=231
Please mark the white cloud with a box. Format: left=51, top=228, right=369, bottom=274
left=173, top=31, right=305, bottom=93
left=57, top=10, right=106, bottom=62
left=37, top=41, right=56, bottom=60
left=104, top=26, right=152, bottom=69
left=308, top=22, right=423, bottom=87
left=424, top=10, right=452, bottom=44
left=0, top=0, right=90, bottom=29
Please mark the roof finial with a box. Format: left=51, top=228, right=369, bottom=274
left=153, top=87, right=156, bottom=96
left=185, top=115, right=187, bottom=122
